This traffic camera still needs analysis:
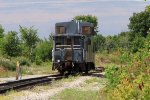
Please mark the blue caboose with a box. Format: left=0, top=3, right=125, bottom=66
left=52, top=20, right=95, bottom=74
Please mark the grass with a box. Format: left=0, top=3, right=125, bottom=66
left=59, top=75, right=80, bottom=82
left=85, top=77, right=103, bottom=84
left=0, top=90, right=21, bottom=100
left=50, top=77, right=106, bottom=100
left=27, top=61, right=53, bottom=75
left=30, top=75, right=80, bottom=93
left=95, top=51, right=123, bottom=67
left=50, top=89, right=99, bottom=100
left=0, top=60, right=53, bottom=78
left=0, top=71, right=16, bottom=78
left=0, top=58, right=16, bottom=72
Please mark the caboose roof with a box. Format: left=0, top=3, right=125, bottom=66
left=53, top=34, right=83, bottom=37
left=55, top=20, right=93, bottom=27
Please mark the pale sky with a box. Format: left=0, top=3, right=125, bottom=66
left=0, top=0, right=150, bottom=38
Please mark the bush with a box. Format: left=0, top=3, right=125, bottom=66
left=35, top=56, right=42, bottom=65
left=2, top=31, right=21, bottom=57
left=34, top=39, right=52, bottom=62
left=103, top=49, right=150, bottom=99
left=105, top=65, right=120, bottom=88
left=0, top=59, right=16, bottom=71
left=14, top=57, right=30, bottom=66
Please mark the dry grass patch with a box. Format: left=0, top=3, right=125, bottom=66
left=50, top=88, right=99, bottom=100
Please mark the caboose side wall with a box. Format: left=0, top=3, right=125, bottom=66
left=84, top=36, right=95, bottom=63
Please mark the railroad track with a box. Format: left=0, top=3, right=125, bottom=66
left=0, top=74, right=63, bottom=94
left=95, top=67, right=105, bottom=72
left=0, top=67, right=104, bottom=94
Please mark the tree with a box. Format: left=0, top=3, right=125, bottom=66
left=131, top=36, right=145, bottom=53
left=35, top=39, right=52, bottom=62
left=117, top=32, right=130, bottom=49
left=0, top=25, right=4, bottom=55
left=19, top=26, right=39, bottom=60
left=105, top=36, right=116, bottom=53
left=0, top=25, right=4, bottom=38
left=145, top=5, right=150, bottom=12
left=2, top=31, right=21, bottom=57
left=128, top=5, right=150, bottom=37
left=74, top=15, right=98, bottom=33
left=93, top=34, right=105, bottom=51
left=33, top=34, right=53, bottom=65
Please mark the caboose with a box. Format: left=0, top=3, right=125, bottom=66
left=52, top=20, right=95, bottom=74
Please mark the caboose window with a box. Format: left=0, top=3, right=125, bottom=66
left=56, top=26, right=65, bottom=34
left=74, top=37, right=80, bottom=45
left=82, top=26, right=91, bottom=35
left=55, top=37, right=64, bottom=45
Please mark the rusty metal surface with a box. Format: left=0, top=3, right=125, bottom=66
left=64, top=49, right=72, bottom=61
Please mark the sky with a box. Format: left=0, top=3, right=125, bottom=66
left=0, top=0, right=150, bottom=38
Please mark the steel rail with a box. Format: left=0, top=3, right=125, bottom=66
left=0, top=74, right=63, bottom=94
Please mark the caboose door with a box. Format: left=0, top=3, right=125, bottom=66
left=64, top=37, right=73, bottom=61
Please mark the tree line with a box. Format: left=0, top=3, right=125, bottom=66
left=0, top=26, right=53, bottom=64
left=0, top=5, right=150, bottom=64
left=75, top=5, right=150, bottom=53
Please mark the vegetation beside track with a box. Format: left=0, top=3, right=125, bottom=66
left=0, top=59, right=53, bottom=77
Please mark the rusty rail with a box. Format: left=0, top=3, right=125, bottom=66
left=0, top=74, right=63, bottom=94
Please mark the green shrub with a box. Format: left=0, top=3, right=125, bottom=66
left=105, top=65, right=120, bottom=88
left=0, top=60, right=16, bottom=71
left=34, top=40, right=52, bottom=62
left=35, top=56, right=42, bottom=65
left=16, top=57, right=30, bottom=66
left=103, top=49, right=150, bottom=99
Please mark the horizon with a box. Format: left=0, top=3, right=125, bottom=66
left=0, top=0, right=150, bottom=38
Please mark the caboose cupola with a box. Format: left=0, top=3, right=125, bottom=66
left=55, top=20, right=94, bottom=36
